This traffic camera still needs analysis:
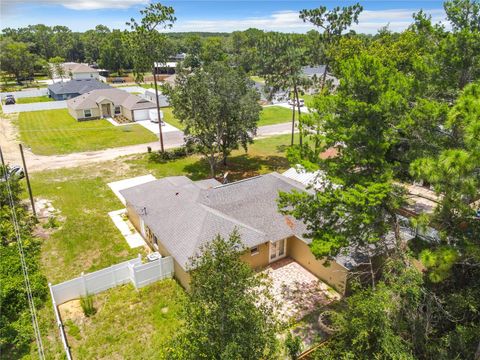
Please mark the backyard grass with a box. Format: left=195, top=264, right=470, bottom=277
left=27, top=132, right=295, bottom=358
left=259, top=106, right=293, bottom=126
left=61, top=281, right=184, bottom=359
left=15, top=96, right=54, bottom=104
left=16, top=109, right=157, bottom=155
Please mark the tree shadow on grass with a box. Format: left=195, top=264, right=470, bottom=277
left=183, top=153, right=290, bottom=182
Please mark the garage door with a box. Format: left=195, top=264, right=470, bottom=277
left=133, top=109, right=152, bottom=121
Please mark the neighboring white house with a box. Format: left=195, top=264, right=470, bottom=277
left=143, top=89, right=170, bottom=107
left=62, top=62, right=100, bottom=80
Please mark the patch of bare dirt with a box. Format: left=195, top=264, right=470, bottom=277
left=59, top=300, right=85, bottom=323
left=0, top=111, right=22, bottom=165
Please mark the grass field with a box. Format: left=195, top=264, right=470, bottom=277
left=162, top=106, right=292, bottom=130
left=162, top=107, right=184, bottom=130
left=61, top=281, right=184, bottom=359
left=259, top=106, right=293, bottom=126
left=16, top=109, right=157, bottom=155
left=15, top=96, right=53, bottom=104
left=27, top=132, right=294, bottom=358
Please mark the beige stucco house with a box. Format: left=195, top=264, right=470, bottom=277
left=67, top=88, right=157, bottom=121
left=120, top=173, right=351, bottom=294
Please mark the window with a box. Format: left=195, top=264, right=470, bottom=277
left=84, top=109, right=92, bottom=118
left=114, top=106, right=121, bottom=115
left=250, top=246, right=259, bottom=256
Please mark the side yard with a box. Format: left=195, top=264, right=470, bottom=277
left=259, top=106, right=293, bottom=126
left=15, top=96, right=54, bottom=104
left=162, top=105, right=293, bottom=130
left=15, top=109, right=157, bottom=155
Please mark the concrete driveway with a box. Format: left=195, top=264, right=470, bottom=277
left=136, top=120, right=180, bottom=135
left=2, top=100, right=67, bottom=114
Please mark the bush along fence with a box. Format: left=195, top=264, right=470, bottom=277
left=48, top=255, right=174, bottom=358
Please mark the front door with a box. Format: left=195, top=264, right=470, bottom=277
left=101, top=103, right=111, bottom=117
left=269, top=239, right=286, bottom=263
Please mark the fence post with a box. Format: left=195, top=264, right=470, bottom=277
left=129, top=263, right=138, bottom=289
left=81, top=272, right=87, bottom=296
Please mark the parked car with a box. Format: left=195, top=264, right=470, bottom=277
left=0, top=165, right=25, bottom=181
left=9, top=165, right=25, bottom=180
left=5, top=95, right=15, bottom=105
left=111, top=77, right=126, bottom=84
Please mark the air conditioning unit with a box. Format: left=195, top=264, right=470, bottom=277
left=147, top=252, right=161, bottom=262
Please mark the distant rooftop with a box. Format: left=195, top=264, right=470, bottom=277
left=48, top=79, right=111, bottom=95
left=62, top=62, right=98, bottom=74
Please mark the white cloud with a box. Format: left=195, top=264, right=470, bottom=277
left=172, top=8, right=447, bottom=34
left=27, top=0, right=148, bottom=10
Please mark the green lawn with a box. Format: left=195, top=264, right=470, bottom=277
left=15, top=96, right=54, bottom=104
left=162, top=107, right=185, bottom=130
left=16, top=109, right=157, bottom=155
left=259, top=106, right=293, bottom=126
left=162, top=106, right=292, bottom=130
left=62, top=281, right=184, bottom=359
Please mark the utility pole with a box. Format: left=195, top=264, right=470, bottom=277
left=19, top=144, right=37, bottom=219
left=152, top=65, right=165, bottom=152
left=0, top=145, right=5, bottom=171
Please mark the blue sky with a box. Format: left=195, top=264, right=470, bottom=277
left=1, top=1, right=448, bottom=33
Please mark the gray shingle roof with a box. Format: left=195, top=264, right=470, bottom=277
left=48, top=79, right=111, bottom=95
left=120, top=173, right=309, bottom=270
left=67, top=88, right=156, bottom=111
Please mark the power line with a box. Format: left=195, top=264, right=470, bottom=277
left=0, top=147, right=45, bottom=359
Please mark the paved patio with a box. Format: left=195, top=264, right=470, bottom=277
left=262, top=258, right=341, bottom=322
left=108, top=209, right=146, bottom=248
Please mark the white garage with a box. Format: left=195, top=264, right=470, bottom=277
left=133, top=109, right=155, bottom=121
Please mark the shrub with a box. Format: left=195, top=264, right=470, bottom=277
left=80, top=294, right=96, bottom=317
left=43, top=216, right=58, bottom=229
left=285, top=332, right=302, bottom=360
left=148, top=144, right=199, bottom=163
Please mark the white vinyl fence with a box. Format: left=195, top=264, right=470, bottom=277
left=49, top=255, right=174, bottom=359
left=49, top=255, right=174, bottom=305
